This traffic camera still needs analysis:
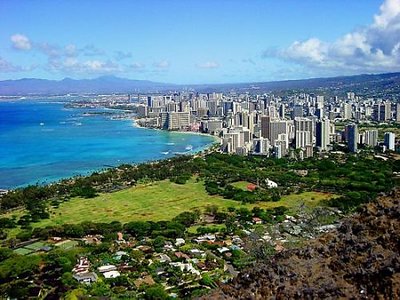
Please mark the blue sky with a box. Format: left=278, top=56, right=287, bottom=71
left=1, top=0, right=399, bottom=84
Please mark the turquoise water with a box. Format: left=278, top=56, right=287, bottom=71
left=0, top=99, right=215, bottom=189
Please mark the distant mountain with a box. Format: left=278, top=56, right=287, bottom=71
left=0, top=75, right=175, bottom=95
left=188, top=72, right=400, bottom=95
left=1, top=72, right=400, bottom=96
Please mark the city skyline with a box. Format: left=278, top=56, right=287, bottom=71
left=1, top=0, right=399, bottom=84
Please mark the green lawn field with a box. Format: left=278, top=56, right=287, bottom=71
left=231, top=181, right=254, bottom=191
left=10, top=178, right=335, bottom=232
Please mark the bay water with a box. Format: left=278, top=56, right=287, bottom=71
left=0, top=99, right=215, bottom=189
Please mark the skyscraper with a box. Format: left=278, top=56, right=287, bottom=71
left=384, top=132, right=395, bottom=151
left=292, top=105, right=303, bottom=119
left=346, top=124, right=358, bottom=153
left=343, top=103, right=352, bottom=120
left=316, top=119, right=330, bottom=151
left=396, top=103, right=400, bottom=122
left=294, top=117, right=313, bottom=149
left=364, top=130, right=378, bottom=147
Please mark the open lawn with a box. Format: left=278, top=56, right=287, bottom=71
left=24, top=241, right=47, bottom=251
left=231, top=181, right=254, bottom=191
left=10, top=179, right=335, bottom=232
left=187, top=224, right=226, bottom=234
left=55, top=240, right=79, bottom=250
left=36, top=178, right=254, bottom=227
left=278, top=191, right=335, bottom=210
left=13, top=248, right=33, bottom=255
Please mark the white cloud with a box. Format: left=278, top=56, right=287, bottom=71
left=265, top=0, right=400, bottom=73
left=38, top=42, right=61, bottom=58
left=83, top=60, right=118, bottom=72
left=197, top=61, right=220, bottom=69
left=10, top=34, right=31, bottom=50
left=0, top=57, right=37, bottom=72
left=373, top=0, right=400, bottom=28
left=48, top=58, right=120, bottom=74
left=0, top=57, right=22, bottom=72
left=153, top=60, right=170, bottom=69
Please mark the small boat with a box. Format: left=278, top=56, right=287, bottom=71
left=185, top=145, right=193, bottom=151
left=40, top=122, right=45, bottom=126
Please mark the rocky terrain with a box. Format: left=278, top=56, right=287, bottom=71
left=203, top=189, right=400, bottom=299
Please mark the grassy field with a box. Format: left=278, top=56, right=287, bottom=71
left=33, top=178, right=253, bottom=228
left=231, top=181, right=254, bottom=191
left=9, top=178, right=335, bottom=232
left=187, top=224, right=227, bottom=234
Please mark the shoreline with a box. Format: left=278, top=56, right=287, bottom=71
left=132, top=117, right=222, bottom=143
left=131, top=118, right=220, bottom=156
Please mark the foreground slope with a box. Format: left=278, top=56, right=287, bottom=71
left=204, top=189, right=400, bottom=299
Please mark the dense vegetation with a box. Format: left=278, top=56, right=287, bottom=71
left=0, top=152, right=396, bottom=240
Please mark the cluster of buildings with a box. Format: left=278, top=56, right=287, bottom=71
left=134, top=91, right=399, bottom=157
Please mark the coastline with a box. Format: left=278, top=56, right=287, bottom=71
left=131, top=118, right=221, bottom=153
left=132, top=118, right=221, bottom=141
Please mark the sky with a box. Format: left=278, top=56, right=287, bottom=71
left=1, top=0, right=399, bottom=84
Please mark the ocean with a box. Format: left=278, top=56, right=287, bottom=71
left=0, top=99, right=216, bottom=189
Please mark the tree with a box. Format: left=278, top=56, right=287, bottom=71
left=144, top=285, right=169, bottom=300
left=16, top=230, right=33, bottom=241
left=124, top=221, right=151, bottom=238
left=61, top=272, right=77, bottom=288
left=0, top=248, right=13, bottom=262
left=205, top=205, right=219, bottom=215
left=173, top=211, right=199, bottom=227
left=225, top=216, right=236, bottom=234
left=200, top=273, right=217, bottom=288
left=0, top=255, right=41, bottom=281
left=152, top=236, right=165, bottom=252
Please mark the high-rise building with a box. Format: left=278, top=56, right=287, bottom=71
left=343, top=103, right=352, bottom=119
left=316, top=95, right=324, bottom=109
left=383, top=101, right=391, bottom=121
left=294, top=117, right=314, bottom=148
left=316, top=119, right=330, bottom=151
left=384, top=132, right=395, bottom=151
left=364, top=130, right=379, bottom=147
left=260, top=116, right=271, bottom=140
left=279, top=104, right=285, bottom=119
left=260, top=117, right=291, bottom=146
left=162, top=112, right=191, bottom=130
left=396, top=103, right=400, bottom=122
left=292, top=105, right=303, bottom=119
left=295, top=131, right=311, bottom=149
left=137, top=105, right=148, bottom=118
left=252, top=137, right=270, bottom=155
left=347, top=124, right=358, bottom=153
left=373, top=102, right=391, bottom=121
left=315, top=108, right=324, bottom=120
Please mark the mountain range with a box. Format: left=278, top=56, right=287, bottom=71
left=1, top=72, right=400, bottom=95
